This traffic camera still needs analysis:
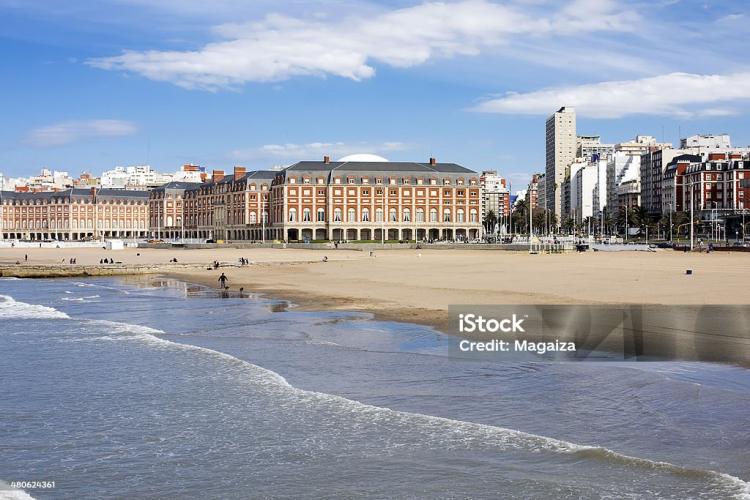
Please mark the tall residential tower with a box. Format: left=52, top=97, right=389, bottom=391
left=545, top=106, right=576, bottom=218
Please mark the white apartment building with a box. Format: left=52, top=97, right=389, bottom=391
left=101, top=165, right=173, bottom=189
left=545, top=106, right=577, bottom=218
left=2, top=169, right=75, bottom=192
left=616, top=135, right=672, bottom=157
left=577, top=135, right=614, bottom=161
left=570, top=158, right=607, bottom=224
left=680, top=134, right=731, bottom=150
left=607, top=152, right=640, bottom=210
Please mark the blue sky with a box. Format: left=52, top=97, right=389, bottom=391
left=1, top=0, right=749, bottom=188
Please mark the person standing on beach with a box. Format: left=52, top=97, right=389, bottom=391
left=218, top=273, right=228, bottom=289
left=24, top=254, right=27, bottom=262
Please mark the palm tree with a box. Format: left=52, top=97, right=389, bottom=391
left=562, top=217, right=575, bottom=235
left=603, top=211, right=614, bottom=236
left=532, top=209, right=545, bottom=234
left=483, top=209, right=497, bottom=234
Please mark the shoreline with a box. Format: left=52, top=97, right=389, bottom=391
left=166, top=268, right=453, bottom=332
left=4, top=245, right=750, bottom=341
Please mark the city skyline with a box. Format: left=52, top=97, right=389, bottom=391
left=2, top=0, right=749, bottom=186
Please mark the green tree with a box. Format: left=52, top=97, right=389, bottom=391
left=562, top=216, right=575, bottom=235
left=483, top=209, right=497, bottom=234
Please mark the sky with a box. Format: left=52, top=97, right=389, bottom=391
left=1, top=0, right=749, bottom=188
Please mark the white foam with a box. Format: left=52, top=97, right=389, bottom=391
left=0, top=295, right=70, bottom=320
left=0, top=481, right=36, bottom=500
left=61, top=295, right=100, bottom=303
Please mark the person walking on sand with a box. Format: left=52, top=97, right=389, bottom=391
left=24, top=254, right=27, bottom=262
left=218, top=273, right=229, bottom=289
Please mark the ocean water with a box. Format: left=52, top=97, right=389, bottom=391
left=1, top=276, right=750, bottom=499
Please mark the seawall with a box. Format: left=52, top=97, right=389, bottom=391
left=0, top=263, right=207, bottom=279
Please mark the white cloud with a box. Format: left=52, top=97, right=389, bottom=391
left=472, top=72, right=750, bottom=118
left=87, top=0, right=639, bottom=90
left=230, top=141, right=407, bottom=161
left=25, top=119, right=137, bottom=147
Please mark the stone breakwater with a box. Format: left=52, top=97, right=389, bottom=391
left=0, top=263, right=207, bottom=279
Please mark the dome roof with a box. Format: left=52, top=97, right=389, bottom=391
left=337, top=153, right=389, bottom=162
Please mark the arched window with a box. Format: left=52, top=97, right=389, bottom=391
left=303, top=208, right=311, bottom=222
left=348, top=208, right=356, bottom=222
left=416, top=208, right=425, bottom=222
left=470, top=209, right=478, bottom=222
left=457, top=209, right=465, bottom=223
left=249, top=212, right=257, bottom=224
left=389, top=208, right=397, bottom=222
left=288, top=208, right=297, bottom=222
left=167, top=216, right=173, bottom=227
left=429, top=208, right=438, bottom=222
left=443, top=209, right=451, bottom=222
left=362, top=208, right=370, bottom=222
left=334, top=208, right=342, bottom=222
left=403, top=208, right=411, bottom=222
left=317, top=208, right=325, bottom=222
left=375, top=208, right=384, bottom=222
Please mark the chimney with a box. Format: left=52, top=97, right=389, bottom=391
left=234, top=166, right=246, bottom=178
left=708, top=153, right=726, bottom=161
left=90, top=187, right=97, bottom=198
left=212, top=169, right=225, bottom=182
left=200, top=173, right=208, bottom=183
left=323, top=155, right=330, bottom=164
left=429, top=157, right=437, bottom=165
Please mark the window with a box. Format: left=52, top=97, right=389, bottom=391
left=362, top=208, right=370, bottom=222
left=470, top=209, right=478, bottom=222
left=334, top=208, right=342, bottom=222
left=348, top=178, right=355, bottom=184
left=443, top=209, right=451, bottom=222
left=317, top=208, right=325, bottom=222
left=403, top=208, right=411, bottom=222
left=249, top=212, right=257, bottom=224
left=389, top=208, right=397, bottom=222
left=288, top=208, right=297, bottom=222
left=457, top=209, right=465, bottom=223
left=416, top=208, right=425, bottom=222
left=430, top=208, right=438, bottom=222
left=303, top=208, right=311, bottom=222
left=348, top=208, right=356, bottom=222
left=375, top=208, right=384, bottom=222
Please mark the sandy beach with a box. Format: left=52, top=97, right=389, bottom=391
left=2, top=246, right=749, bottom=331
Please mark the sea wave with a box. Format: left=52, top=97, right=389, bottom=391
left=0, top=295, right=70, bottom=320
left=61, top=295, right=100, bottom=303
left=9, top=294, right=749, bottom=499
left=0, top=481, right=36, bottom=500
left=71, top=315, right=750, bottom=498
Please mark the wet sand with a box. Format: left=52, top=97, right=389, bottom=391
left=3, top=245, right=749, bottom=331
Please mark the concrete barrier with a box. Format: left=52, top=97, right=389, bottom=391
left=0, top=263, right=207, bottom=279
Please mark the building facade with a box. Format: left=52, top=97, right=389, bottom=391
left=545, top=106, right=577, bottom=218
left=480, top=170, right=510, bottom=228
left=272, top=157, right=482, bottom=242
left=577, top=135, right=614, bottom=161
left=682, top=152, right=750, bottom=215
left=1, top=188, right=149, bottom=241
left=640, top=148, right=680, bottom=217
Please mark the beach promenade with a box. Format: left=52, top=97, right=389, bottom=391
left=2, top=246, right=749, bottom=331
